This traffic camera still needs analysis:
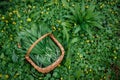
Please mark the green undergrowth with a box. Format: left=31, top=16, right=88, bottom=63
left=0, top=0, right=120, bottom=80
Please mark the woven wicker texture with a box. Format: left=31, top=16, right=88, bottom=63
left=25, top=33, right=64, bottom=73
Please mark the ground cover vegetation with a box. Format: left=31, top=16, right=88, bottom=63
left=0, top=0, right=120, bottom=80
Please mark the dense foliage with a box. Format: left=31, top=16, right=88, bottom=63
left=0, top=0, right=120, bottom=80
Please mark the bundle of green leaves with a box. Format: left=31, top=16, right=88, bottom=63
left=17, top=22, right=61, bottom=67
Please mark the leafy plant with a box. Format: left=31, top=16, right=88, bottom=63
left=64, top=1, right=104, bottom=37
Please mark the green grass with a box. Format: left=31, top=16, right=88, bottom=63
left=0, top=0, right=120, bottom=80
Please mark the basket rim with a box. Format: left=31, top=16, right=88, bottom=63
left=25, top=33, right=65, bottom=73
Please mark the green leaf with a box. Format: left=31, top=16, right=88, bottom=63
left=76, top=69, right=81, bottom=79
left=87, top=3, right=95, bottom=14
left=90, top=22, right=103, bottom=29
left=12, top=53, right=18, bottom=62
left=62, top=24, right=69, bottom=43
left=31, top=23, right=38, bottom=36
left=61, top=22, right=71, bottom=27
left=30, top=11, right=40, bottom=18
left=63, top=15, right=75, bottom=22
left=0, top=53, right=4, bottom=59
left=61, top=0, right=69, bottom=9
left=46, top=73, right=51, bottom=78
left=74, top=26, right=81, bottom=33
left=71, top=37, right=79, bottom=44
left=81, top=0, right=85, bottom=14
left=53, top=72, right=60, bottom=78
left=75, top=4, right=82, bottom=23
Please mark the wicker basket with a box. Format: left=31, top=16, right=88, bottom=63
left=25, top=33, right=64, bottom=73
